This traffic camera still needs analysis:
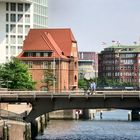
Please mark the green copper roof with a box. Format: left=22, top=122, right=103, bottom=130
left=104, top=45, right=140, bottom=53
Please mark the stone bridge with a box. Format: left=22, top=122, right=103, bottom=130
left=0, top=90, right=140, bottom=122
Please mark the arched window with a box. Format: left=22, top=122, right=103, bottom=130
left=74, top=75, right=77, bottom=82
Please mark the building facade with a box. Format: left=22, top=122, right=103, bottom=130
left=98, top=45, right=140, bottom=87
left=0, top=0, right=48, bottom=63
left=18, top=28, right=78, bottom=91
left=78, top=52, right=98, bottom=79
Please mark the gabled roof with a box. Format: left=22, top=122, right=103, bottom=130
left=22, top=28, right=77, bottom=58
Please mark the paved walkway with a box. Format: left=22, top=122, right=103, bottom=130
left=7, top=103, right=31, bottom=114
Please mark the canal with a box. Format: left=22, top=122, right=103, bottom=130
left=36, top=110, right=140, bottom=140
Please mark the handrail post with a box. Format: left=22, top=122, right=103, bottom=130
left=51, top=93, right=53, bottom=100
left=33, top=92, right=36, bottom=100
left=68, top=93, right=71, bottom=100
left=104, top=93, right=106, bottom=100
left=16, top=93, right=19, bottom=100
left=121, top=93, right=123, bottom=100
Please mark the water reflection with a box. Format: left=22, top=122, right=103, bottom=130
left=36, top=110, right=140, bottom=140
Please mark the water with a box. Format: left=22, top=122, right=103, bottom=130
left=36, top=110, right=140, bottom=140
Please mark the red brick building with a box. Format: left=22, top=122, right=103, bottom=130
left=18, top=28, right=78, bottom=91
left=98, top=45, right=140, bottom=87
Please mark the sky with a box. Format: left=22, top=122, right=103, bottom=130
left=48, top=0, right=140, bottom=53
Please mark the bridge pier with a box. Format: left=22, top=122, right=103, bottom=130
left=82, top=109, right=89, bottom=119
left=131, top=110, right=140, bottom=121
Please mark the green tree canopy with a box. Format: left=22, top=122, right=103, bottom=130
left=97, top=77, right=135, bottom=87
left=0, top=58, right=35, bottom=90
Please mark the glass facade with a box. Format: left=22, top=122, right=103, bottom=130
left=33, top=0, right=48, bottom=28
left=3, top=0, right=48, bottom=62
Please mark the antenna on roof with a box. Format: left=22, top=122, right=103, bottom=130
left=101, top=42, right=107, bottom=48
left=133, top=41, right=137, bottom=45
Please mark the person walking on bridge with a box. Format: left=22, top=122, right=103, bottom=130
left=90, top=81, right=96, bottom=95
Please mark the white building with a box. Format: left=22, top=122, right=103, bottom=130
left=0, top=0, right=48, bottom=63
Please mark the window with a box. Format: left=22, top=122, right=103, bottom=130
left=6, top=14, right=9, bottom=22
left=43, top=62, right=48, bottom=69
left=27, top=52, right=34, bottom=57
left=36, top=52, right=40, bottom=57
left=10, top=46, right=16, bottom=55
left=10, top=14, right=16, bottom=22
left=6, top=35, right=8, bottom=44
left=42, top=62, right=53, bottom=69
left=25, top=25, right=30, bottom=34
left=10, top=24, right=16, bottom=33
left=27, top=61, right=33, bottom=68
left=10, top=3, right=16, bottom=11
left=6, top=24, right=9, bottom=33
left=41, top=87, right=48, bottom=91
left=6, top=3, right=9, bottom=11
left=44, top=52, right=49, bottom=57
left=17, top=35, right=23, bottom=44
left=6, top=46, right=9, bottom=55
left=18, top=4, right=23, bottom=11
left=25, top=4, right=30, bottom=12
left=25, top=15, right=30, bottom=23
left=74, top=75, right=77, bottom=82
left=18, top=14, right=23, bottom=22
left=18, top=25, right=23, bottom=33
left=10, top=35, right=16, bottom=44
left=6, top=57, right=9, bottom=62
left=18, top=46, right=22, bottom=53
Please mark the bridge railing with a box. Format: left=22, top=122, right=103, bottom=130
left=0, top=90, right=140, bottom=99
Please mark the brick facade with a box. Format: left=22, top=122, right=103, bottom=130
left=98, top=45, right=140, bottom=87
left=18, top=28, right=78, bottom=91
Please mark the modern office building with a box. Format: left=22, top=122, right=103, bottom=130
left=18, top=28, right=78, bottom=91
left=78, top=52, right=98, bottom=79
left=0, top=0, right=48, bottom=63
left=98, top=45, right=140, bottom=87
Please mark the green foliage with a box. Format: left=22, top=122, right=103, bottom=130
left=78, top=76, right=135, bottom=90
left=78, top=77, right=96, bottom=90
left=97, top=77, right=134, bottom=87
left=0, top=58, right=35, bottom=90
left=42, top=69, right=56, bottom=91
left=78, top=78, right=89, bottom=90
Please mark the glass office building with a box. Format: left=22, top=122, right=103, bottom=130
left=0, top=0, right=48, bottom=63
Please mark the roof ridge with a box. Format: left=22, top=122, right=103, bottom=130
left=41, top=34, right=53, bottom=51
left=44, top=32, right=64, bottom=58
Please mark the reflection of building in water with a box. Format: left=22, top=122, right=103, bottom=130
left=78, top=52, right=98, bottom=79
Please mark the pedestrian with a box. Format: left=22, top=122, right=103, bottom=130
left=100, top=110, right=103, bottom=119
left=90, top=82, right=96, bottom=95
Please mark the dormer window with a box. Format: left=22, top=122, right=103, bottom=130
left=36, top=52, right=40, bottom=57
left=44, top=52, right=48, bottom=57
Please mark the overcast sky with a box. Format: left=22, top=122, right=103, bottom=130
left=48, top=0, right=140, bottom=52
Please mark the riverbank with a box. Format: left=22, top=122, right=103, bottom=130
left=0, top=119, right=31, bottom=140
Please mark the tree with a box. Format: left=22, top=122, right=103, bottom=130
left=97, top=76, right=135, bottom=87
left=78, top=76, right=96, bottom=91
left=0, top=58, right=35, bottom=90
left=42, top=69, right=56, bottom=91
left=78, top=78, right=89, bottom=90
